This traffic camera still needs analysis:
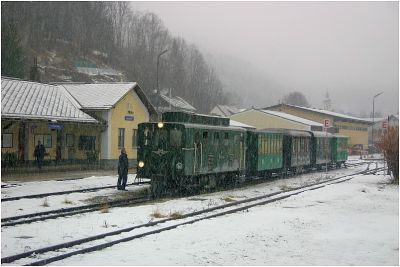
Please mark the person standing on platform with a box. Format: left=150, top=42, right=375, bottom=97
left=34, top=140, right=46, bottom=169
left=117, top=148, right=129, bottom=190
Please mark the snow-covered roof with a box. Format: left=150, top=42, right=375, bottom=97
left=363, top=117, right=386, bottom=123
left=60, top=83, right=138, bottom=109
left=1, top=77, right=98, bottom=123
left=76, top=67, right=121, bottom=76
left=267, top=104, right=370, bottom=124
left=161, top=95, right=196, bottom=111
left=210, top=105, right=245, bottom=117
left=159, top=94, right=196, bottom=111
left=259, top=109, right=323, bottom=127
left=363, top=115, right=399, bottom=123
left=230, top=119, right=256, bottom=129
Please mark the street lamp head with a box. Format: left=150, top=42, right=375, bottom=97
left=374, top=92, right=383, bottom=98
left=159, top=49, right=169, bottom=57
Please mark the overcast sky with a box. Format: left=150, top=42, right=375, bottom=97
left=131, top=1, right=399, bottom=116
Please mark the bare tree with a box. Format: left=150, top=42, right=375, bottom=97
left=283, top=91, right=310, bottom=107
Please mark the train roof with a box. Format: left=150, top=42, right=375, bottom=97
left=332, top=134, right=349, bottom=138
left=309, top=131, right=334, bottom=138
left=140, top=122, right=246, bottom=132
left=257, top=128, right=312, bottom=137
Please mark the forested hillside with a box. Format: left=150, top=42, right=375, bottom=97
left=1, top=2, right=231, bottom=113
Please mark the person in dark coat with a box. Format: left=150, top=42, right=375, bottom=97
left=117, top=148, right=129, bottom=190
left=34, top=140, right=46, bottom=169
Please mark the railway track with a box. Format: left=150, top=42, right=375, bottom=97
left=1, top=195, right=150, bottom=227
left=2, top=166, right=385, bottom=266
left=1, top=181, right=150, bottom=202
left=1, top=162, right=371, bottom=227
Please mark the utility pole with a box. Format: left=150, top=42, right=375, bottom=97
left=156, top=49, right=168, bottom=120
left=372, top=92, right=383, bottom=154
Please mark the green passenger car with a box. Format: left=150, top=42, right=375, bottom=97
left=246, top=130, right=283, bottom=176
left=331, top=135, right=348, bottom=166
left=311, top=131, right=333, bottom=166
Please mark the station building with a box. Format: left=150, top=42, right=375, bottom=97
left=265, top=104, right=371, bottom=150
left=59, top=83, right=157, bottom=168
left=1, top=77, right=101, bottom=166
left=1, top=77, right=157, bottom=170
left=230, top=108, right=323, bottom=131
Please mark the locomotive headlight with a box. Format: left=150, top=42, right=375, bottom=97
left=176, top=162, right=183, bottom=170
left=157, top=122, right=164, bottom=128
left=138, top=161, right=145, bottom=168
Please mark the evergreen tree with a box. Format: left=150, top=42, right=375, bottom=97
left=1, top=23, right=25, bottom=78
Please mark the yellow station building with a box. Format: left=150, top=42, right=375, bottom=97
left=60, top=83, right=157, bottom=168
left=230, top=108, right=324, bottom=131
left=1, top=78, right=156, bottom=170
left=265, top=104, right=371, bottom=150
left=1, top=77, right=101, bottom=165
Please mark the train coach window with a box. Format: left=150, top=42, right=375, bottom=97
left=258, top=137, right=262, bottom=155
left=170, top=129, right=182, bottom=147
left=203, top=131, right=208, bottom=140
left=224, top=132, right=229, bottom=140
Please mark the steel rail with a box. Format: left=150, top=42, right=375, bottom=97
left=1, top=181, right=150, bottom=202
left=1, top=162, right=371, bottom=227
left=2, top=166, right=383, bottom=265
left=1, top=196, right=150, bottom=227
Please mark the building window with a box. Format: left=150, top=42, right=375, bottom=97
left=1, top=133, right=13, bottom=148
left=34, top=134, right=52, bottom=148
left=132, top=129, right=137, bottom=148
left=66, top=134, right=74, bottom=147
left=79, top=136, right=96, bottom=150
left=118, top=128, right=125, bottom=148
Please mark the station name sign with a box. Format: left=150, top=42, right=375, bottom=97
left=125, top=115, right=134, bottom=121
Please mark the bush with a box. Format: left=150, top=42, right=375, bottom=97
left=86, top=150, right=98, bottom=163
left=380, top=126, right=399, bottom=184
left=1, top=152, right=18, bottom=169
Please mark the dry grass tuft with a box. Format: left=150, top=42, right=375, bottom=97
left=221, top=196, right=236, bottom=202
left=62, top=198, right=74, bottom=205
left=169, top=211, right=183, bottom=219
left=279, top=184, right=292, bottom=191
left=41, top=197, right=50, bottom=207
left=100, top=203, right=110, bottom=213
left=151, top=209, right=167, bottom=218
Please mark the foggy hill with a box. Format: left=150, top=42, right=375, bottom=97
left=205, top=53, right=285, bottom=109
left=1, top=2, right=233, bottom=113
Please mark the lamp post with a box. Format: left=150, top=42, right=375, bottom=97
left=155, top=49, right=168, bottom=119
left=156, top=49, right=169, bottom=94
left=371, top=92, right=383, bottom=153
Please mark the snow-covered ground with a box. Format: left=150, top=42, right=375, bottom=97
left=1, top=162, right=398, bottom=265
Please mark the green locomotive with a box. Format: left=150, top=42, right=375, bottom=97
left=136, top=111, right=349, bottom=197
left=137, top=112, right=246, bottom=196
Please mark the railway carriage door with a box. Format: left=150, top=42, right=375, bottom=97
left=240, top=133, right=245, bottom=171
left=194, top=131, right=201, bottom=173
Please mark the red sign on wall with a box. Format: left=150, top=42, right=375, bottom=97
left=324, top=119, right=331, bottom=128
